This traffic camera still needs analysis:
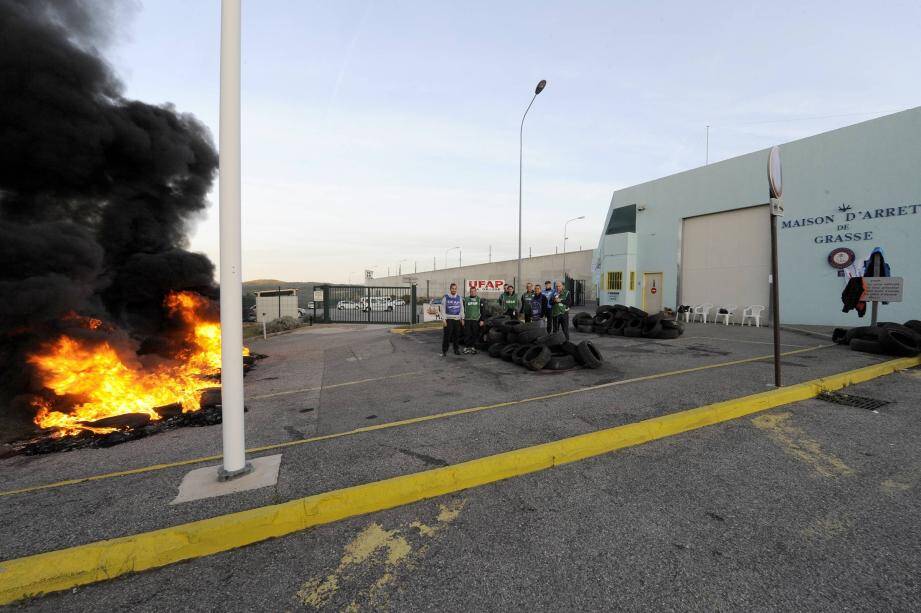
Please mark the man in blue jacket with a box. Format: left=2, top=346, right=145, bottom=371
left=441, top=283, right=463, bottom=356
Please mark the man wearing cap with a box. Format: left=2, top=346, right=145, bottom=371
left=462, top=286, right=485, bottom=354
left=440, top=283, right=463, bottom=356
left=499, top=284, right=519, bottom=318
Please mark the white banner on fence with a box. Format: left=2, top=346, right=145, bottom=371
left=422, top=303, right=443, bottom=322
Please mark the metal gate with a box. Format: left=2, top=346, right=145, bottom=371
left=319, top=284, right=417, bottom=324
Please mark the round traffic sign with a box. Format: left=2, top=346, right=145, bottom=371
left=768, top=145, right=783, bottom=198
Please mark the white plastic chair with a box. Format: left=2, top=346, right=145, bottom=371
left=691, top=303, right=713, bottom=323
left=741, top=305, right=765, bottom=327
left=682, top=306, right=694, bottom=323
left=716, top=304, right=737, bottom=326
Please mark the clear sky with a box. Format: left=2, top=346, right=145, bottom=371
left=109, top=0, right=921, bottom=283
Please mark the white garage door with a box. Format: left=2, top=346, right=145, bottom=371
left=680, top=205, right=771, bottom=312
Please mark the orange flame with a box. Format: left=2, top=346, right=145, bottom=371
left=29, top=291, right=247, bottom=437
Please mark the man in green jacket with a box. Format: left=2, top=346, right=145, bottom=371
left=498, top=284, right=519, bottom=318
left=462, top=286, right=485, bottom=354
left=551, top=280, right=572, bottom=341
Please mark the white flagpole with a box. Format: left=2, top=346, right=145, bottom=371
left=218, top=0, right=250, bottom=479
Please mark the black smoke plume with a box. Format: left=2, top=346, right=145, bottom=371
left=0, top=0, right=219, bottom=425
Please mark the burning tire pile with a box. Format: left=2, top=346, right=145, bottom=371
left=475, top=316, right=604, bottom=371
left=572, top=305, right=685, bottom=339
left=832, top=320, right=921, bottom=357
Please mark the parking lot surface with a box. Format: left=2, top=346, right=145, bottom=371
left=2, top=320, right=919, bottom=610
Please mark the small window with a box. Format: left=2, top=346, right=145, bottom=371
left=605, top=204, right=637, bottom=235
left=629, top=271, right=636, bottom=291
left=607, top=271, right=623, bottom=291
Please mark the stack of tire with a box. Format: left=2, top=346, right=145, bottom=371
left=477, top=316, right=604, bottom=372
left=832, top=320, right=921, bottom=357
left=571, top=305, right=684, bottom=340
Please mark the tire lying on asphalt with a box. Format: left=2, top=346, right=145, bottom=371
left=500, top=344, right=520, bottom=361
left=831, top=328, right=850, bottom=345
left=623, top=318, right=643, bottom=337
left=503, top=320, right=524, bottom=334
left=559, top=341, right=580, bottom=359
left=877, top=324, right=921, bottom=356
left=487, top=342, right=506, bottom=358
left=486, top=328, right=506, bottom=344
left=576, top=340, right=603, bottom=369
left=904, top=320, right=921, bottom=336
left=545, top=354, right=578, bottom=370
left=523, top=345, right=552, bottom=371
left=517, top=327, right=549, bottom=344
left=654, top=327, right=681, bottom=340
left=512, top=345, right=532, bottom=365
left=572, top=312, right=593, bottom=326
left=608, top=319, right=626, bottom=335
left=593, top=311, right=615, bottom=330
left=574, top=324, right=594, bottom=333
left=641, top=319, right=663, bottom=338
left=628, top=306, right=648, bottom=319
left=849, top=338, right=886, bottom=355
left=538, top=330, right=566, bottom=347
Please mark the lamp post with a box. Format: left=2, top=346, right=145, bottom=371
left=562, top=215, right=585, bottom=279
left=517, top=79, right=547, bottom=292
left=396, top=259, right=408, bottom=276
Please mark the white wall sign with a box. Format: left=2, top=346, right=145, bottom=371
left=864, top=277, right=903, bottom=302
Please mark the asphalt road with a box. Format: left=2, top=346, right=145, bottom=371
left=3, top=322, right=920, bottom=610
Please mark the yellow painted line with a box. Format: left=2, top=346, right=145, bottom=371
left=250, top=370, right=425, bottom=400
left=0, top=344, right=833, bottom=499
left=1, top=356, right=917, bottom=605
left=390, top=323, right=442, bottom=335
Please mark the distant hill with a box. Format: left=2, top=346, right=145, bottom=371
left=242, top=280, right=330, bottom=308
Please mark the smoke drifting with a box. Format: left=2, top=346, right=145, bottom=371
left=0, top=1, right=219, bottom=423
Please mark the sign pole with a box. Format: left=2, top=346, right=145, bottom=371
left=768, top=146, right=784, bottom=388
left=218, top=0, right=250, bottom=480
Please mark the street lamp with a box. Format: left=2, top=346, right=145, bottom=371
left=396, top=259, right=408, bottom=276
left=518, top=79, right=548, bottom=291
left=562, top=215, right=585, bottom=279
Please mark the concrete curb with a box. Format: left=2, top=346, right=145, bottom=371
left=1, top=356, right=918, bottom=605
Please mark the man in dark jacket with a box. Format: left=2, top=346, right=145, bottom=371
left=541, top=280, right=557, bottom=333
left=551, top=280, right=572, bottom=340
left=521, top=283, right=534, bottom=322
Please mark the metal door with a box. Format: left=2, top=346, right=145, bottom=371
left=643, top=273, right=663, bottom=313
left=319, top=285, right=416, bottom=324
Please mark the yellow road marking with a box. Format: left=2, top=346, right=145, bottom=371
left=0, top=344, right=833, bottom=499
left=1, top=356, right=916, bottom=605
left=295, top=499, right=465, bottom=610
left=752, top=411, right=854, bottom=477
left=250, top=370, right=425, bottom=400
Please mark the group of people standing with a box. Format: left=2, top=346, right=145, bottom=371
left=440, top=281, right=572, bottom=356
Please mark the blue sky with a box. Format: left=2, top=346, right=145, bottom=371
left=110, top=1, right=921, bottom=282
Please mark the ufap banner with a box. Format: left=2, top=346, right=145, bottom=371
left=467, top=279, right=506, bottom=295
